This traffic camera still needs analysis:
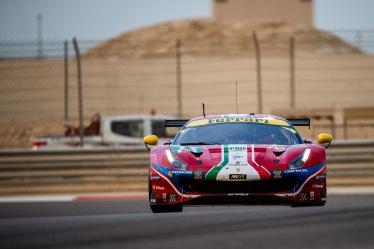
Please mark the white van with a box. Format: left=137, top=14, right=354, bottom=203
left=32, top=114, right=176, bottom=149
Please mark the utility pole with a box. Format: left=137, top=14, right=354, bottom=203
left=289, top=36, right=296, bottom=109
left=176, top=39, right=182, bottom=117
left=72, top=37, right=84, bottom=147
left=235, top=82, right=239, bottom=114
left=64, top=40, right=69, bottom=121
left=36, top=13, right=43, bottom=59
left=252, top=31, right=263, bottom=113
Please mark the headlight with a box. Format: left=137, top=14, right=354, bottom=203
left=288, top=148, right=311, bottom=169
left=166, top=150, right=188, bottom=170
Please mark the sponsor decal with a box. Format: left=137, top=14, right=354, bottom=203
left=186, top=117, right=290, bottom=127
left=206, top=145, right=261, bottom=181
left=233, top=154, right=244, bottom=160
left=193, top=169, right=205, bottom=180
left=150, top=175, right=160, bottom=181
left=315, top=174, right=326, bottom=180
left=229, top=174, right=247, bottom=180
left=312, top=184, right=324, bottom=189
left=299, top=192, right=308, bottom=201
left=229, top=146, right=246, bottom=152
left=227, top=145, right=249, bottom=167
left=284, top=169, right=308, bottom=174
left=169, top=194, right=177, bottom=202
left=153, top=186, right=165, bottom=191
left=168, top=171, right=183, bottom=177
left=272, top=170, right=282, bottom=179
left=228, top=193, right=250, bottom=196
left=209, top=117, right=288, bottom=126
left=162, top=193, right=167, bottom=201
left=150, top=192, right=157, bottom=203
left=168, top=170, right=193, bottom=178
left=309, top=191, right=315, bottom=200
left=232, top=161, right=243, bottom=166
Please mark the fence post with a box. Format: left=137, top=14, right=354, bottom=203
left=176, top=39, right=182, bottom=117
left=330, top=116, right=336, bottom=139
left=355, top=30, right=362, bottom=48
left=36, top=13, right=43, bottom=59
left=289, top=36, right=296, bottom=109
left=343, top=118, right=348, bottom=140
left=64, top=40, right=69, bottom=121
left=72, top=37, right=84, bottom=147
left=252, top=31, right=263, bottom=114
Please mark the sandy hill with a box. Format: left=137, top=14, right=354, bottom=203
left=85, top=19, right=360, bottom=59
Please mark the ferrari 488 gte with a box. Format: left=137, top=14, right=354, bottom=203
left=144, top=114, right=332, bottom=213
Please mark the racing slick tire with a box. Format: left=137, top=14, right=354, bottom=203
left=148, top=177, right=183, bottom=213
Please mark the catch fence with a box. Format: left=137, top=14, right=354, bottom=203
left=1, top=29, right=374, bottom=147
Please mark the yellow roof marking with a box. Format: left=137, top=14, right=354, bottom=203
left=185, top=119, right=209, bottom=127
left=186, top=117, right=290, bottom=127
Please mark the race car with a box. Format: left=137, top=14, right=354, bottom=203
left=144, top=114, right=333, bottom=213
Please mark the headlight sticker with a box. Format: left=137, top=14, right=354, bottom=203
left=288, top=148, right=311, bottom=169
left=166, top=149, right=188, bottom=170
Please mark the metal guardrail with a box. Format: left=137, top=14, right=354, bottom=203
left=0, top=141, right=373, bottom=195
left=326, top=140, right=374, bottom=187
left=0, top=148, right=150, bottom=195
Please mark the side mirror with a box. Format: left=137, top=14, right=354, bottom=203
left=144, top=135, right=158, bottom=150
left=303, top=138, right=314, bottom=144
left=317, top=133, right=333, bottom=148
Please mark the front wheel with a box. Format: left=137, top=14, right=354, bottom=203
left=149, top=176, right=183, bottom=213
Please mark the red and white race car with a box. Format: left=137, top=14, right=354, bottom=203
left=144, top=114, right=333, bottom=213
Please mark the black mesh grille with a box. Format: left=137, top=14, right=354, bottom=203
left=181, top=178, right=297, bottom=194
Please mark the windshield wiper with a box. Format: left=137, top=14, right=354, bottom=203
left=179, top=142, right=220, bottom=145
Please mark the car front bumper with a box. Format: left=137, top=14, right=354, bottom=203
left=149, top=163, right=327, bottom=206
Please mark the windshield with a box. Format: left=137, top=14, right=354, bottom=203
left=173, top=122, right=302, bottom=145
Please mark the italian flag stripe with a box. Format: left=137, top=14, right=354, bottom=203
left=205, top=145, right=229, bottom=180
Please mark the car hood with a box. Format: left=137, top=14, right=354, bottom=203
left=169, top=144, right=311, bottom=176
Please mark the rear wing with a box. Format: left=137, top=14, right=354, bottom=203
left=164, top=119, right=189, bottom=127
left=165, top=118, right=310, bottom=129
left=288, top=119, right=310, bottom=129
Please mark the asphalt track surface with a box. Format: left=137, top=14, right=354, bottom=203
left=1, top=195, right=374, bottom=249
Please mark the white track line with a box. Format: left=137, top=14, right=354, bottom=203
left=328, top=187, right=374, bottom=194
left=0, top=196, right=75, bottom=203
left=0, top=192, right=148, bottom=203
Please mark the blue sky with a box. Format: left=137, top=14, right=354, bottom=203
left=0, top=0, right=374, bottom=40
